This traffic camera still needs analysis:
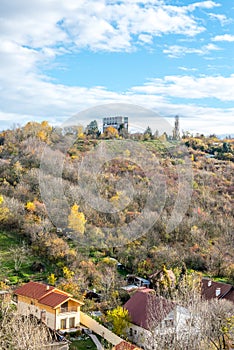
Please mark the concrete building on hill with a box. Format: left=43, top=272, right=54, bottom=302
left=103, top=116, right=128, bottom=133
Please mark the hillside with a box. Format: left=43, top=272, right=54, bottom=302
left=0, top=122, right=233, bottom=301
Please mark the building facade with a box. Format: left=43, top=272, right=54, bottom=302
left=103, top=116, right=128, bottom=133
left=14, top=281, right=83, bottom=331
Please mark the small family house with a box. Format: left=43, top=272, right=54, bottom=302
left=124, top=289, right=191, bottom=350
left=202, top=278, right=234, bottom=303
left=14, top=281, right=83, bottom=331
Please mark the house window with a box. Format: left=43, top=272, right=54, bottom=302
left=134, top=330, right=137, bottom=335
left=60, top=319, right=67, bottom=329
left=41, top=310, right=46, bottom=323
left=129, top=328, right=133, bottom=336
left=69, top=317, right=75, bottom=328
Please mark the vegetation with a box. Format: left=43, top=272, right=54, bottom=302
left=0, top=120, right=233, bottom=348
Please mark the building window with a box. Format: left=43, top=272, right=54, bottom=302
left=60, top=319, right=67, bottom=329
left=134, top=330, right=137, bottom=335
left=129, top=328, right=133, bottom=336
left=69, top=317, right=75, bottom=328
left=41, top=310, right=46, bottom=323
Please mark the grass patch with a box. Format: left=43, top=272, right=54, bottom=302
left=0, top=230, right=50, bottom=284
left=69, top=337, right=97, bottom=350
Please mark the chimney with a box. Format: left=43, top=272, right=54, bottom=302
left=216, top=287, right=221, bottom=297
left=208, top=280, right=212, bottom=287
left=46, top=285, right=50, bottom=291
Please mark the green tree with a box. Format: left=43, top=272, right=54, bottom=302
left=144, top=126, right=152, bottom=140
left=86, top=120, right=100, bottom=137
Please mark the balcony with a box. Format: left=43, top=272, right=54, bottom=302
left=59, top=306, right=78, bottom=314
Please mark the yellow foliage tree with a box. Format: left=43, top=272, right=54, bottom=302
left=68, top=203, right=86, bottom=234
left=0, top=195, right=10, bottom=223
left=47, top=273, right=57, bottom=286
left=107, top=306, right=130, bottom=336
left=63, top=266, right=74, bottom=280
left=104, top=126, right=119, bottom=139
left=25, top=201, right=36, bottom=212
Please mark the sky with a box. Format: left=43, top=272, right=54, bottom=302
left=0, top=0, right=234, bottom=135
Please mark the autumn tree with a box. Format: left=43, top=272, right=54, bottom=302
left=104, top=126, right=119, bottom=139
left=107, top=306, right=130, bottom=337
left=68, top=203, right=87, bottom=234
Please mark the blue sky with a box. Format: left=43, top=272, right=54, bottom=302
left=0, top=0, right=234, bottom=135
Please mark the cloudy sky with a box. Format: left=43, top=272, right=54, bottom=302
left=0, top=0, right=234, bottom=135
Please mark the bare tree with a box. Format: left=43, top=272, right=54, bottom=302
left=0, top=302, right=52, bottom=350
left=9, top=241, right=28, bottom=272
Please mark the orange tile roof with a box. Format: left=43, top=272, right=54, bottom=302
left=39, top=291, right=69, bottom=308
left=14, top=281, right=54, bottom=299
left=115, top=341, right=141, bottom=350
left=14, top=281, right=83, bottom=309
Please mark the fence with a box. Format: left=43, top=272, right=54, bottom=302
left=80, top=311, right=123, bottom=346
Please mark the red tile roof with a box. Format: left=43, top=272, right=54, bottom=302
left=114, top=341, right=141, bottom=350
left=39, top=292, right=69, bottom=308
left=124, top=290, right=175, bottom=330
left=14, top=281, right=54, bottom=299
left=201, top=278, right=234, bottom=302
left=14, top=281, right=83, bottom=308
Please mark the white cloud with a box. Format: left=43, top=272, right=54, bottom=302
left=186, top=1, right=220, bottom=11
left=208, top=13, right=231, bottom=25
left=178, top=66, right=197, bottom=72
left=138, top=34, right=154, bottom=44
left=163, top=43, right=221, bottom=58
left=131, top=74, right=234, bottom=101
left=0, top=0, right=209, bottom=55
left=212, top=34, right=234, bottom=42
left=0, top=0, right=233, bottom=136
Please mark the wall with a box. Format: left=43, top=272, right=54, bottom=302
left=17, top=298, right=56, bottom=329
left=55, top=308, right=81, bottom=330
left=80, top=311, right=123, bottom=346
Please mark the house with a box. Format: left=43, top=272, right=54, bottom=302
left=201, top=278, right=234, bottom=303
left=124, top=289, right=191, bottom=350
left=126, top=275, right=150, bottom=288
left=14, top=281, right=83, bottom=331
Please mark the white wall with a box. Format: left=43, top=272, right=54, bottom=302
left=56, top=311, right=80, bottom=330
